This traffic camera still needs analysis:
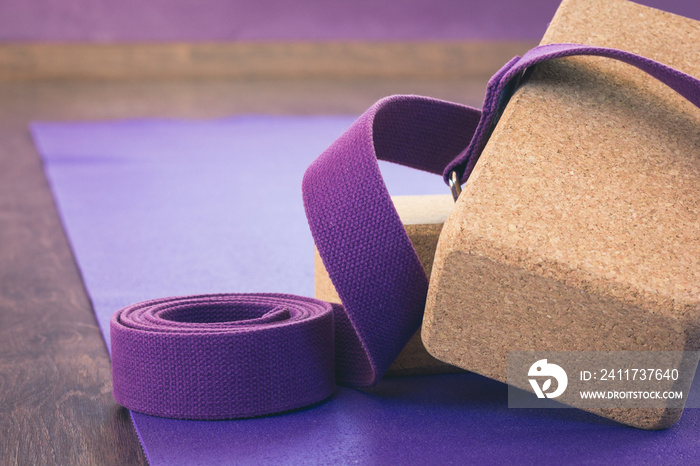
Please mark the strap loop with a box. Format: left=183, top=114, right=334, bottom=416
left=302, top=95, right=481, bottom=386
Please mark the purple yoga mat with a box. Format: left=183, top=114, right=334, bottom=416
left=32, top=116, right=700, bottom=464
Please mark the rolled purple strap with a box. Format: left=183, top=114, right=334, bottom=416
left=111, top=294, right=335, bottom=419
left=111, top=44, right=700, bottom=420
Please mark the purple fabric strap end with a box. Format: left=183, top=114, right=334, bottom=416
left=110, top=43, right=700, bottom=420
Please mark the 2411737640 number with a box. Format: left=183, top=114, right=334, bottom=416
left=597, top=368, right=679, bottom=381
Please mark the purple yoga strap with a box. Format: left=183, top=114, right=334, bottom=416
left=110, top=43, right=700, bottom=419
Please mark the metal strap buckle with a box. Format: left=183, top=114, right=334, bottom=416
left=448, top=171, right=462, bottom=202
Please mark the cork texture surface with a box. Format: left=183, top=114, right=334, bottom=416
left=315, top=195, right=460, bottom=375
left=423, top=0, right=700, bottom=429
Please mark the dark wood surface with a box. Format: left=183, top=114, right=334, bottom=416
left=0, top=43, right=529, bottom=464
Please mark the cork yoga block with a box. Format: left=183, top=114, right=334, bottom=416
left=422, top=0, right=700, bottom=429
left=315, top=194, right=460, bottom=375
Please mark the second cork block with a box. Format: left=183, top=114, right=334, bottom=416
left=422, top=0, right=700, bottom=429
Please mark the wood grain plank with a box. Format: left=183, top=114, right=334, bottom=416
left=0, top=119, right=148, bottom=464
left=0, top=41, right=535, bottom=81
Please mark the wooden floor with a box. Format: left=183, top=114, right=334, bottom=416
left=0, top=42, right=531, bottom=465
